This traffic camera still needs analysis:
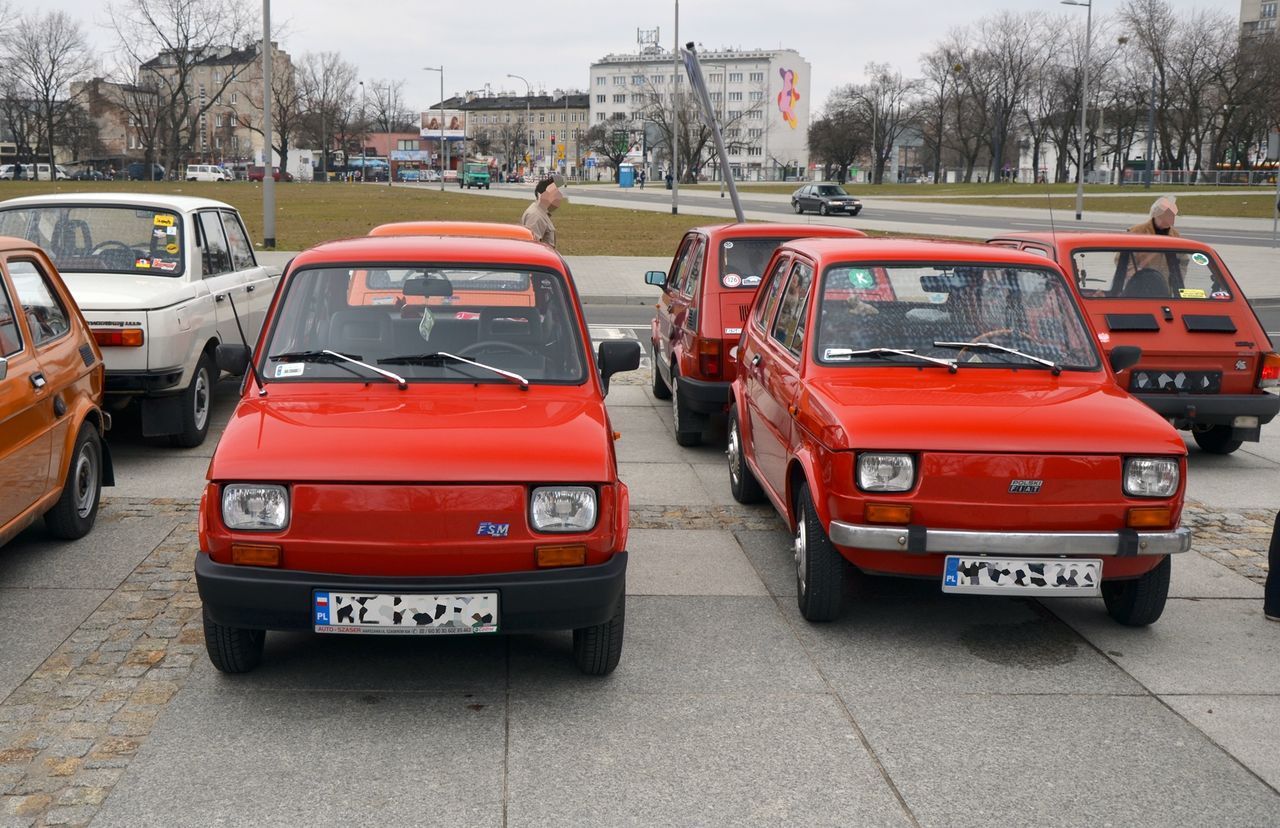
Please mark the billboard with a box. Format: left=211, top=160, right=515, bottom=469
left=421, top=110, right=466, bottom=139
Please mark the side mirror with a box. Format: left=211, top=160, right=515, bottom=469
left=0, top=356, right=7, bottom=381
left=1109, top=345, right=1142, bottom=374
left=597, top=340, right=641, bottom=395
left=216, top=343, right=251, bottom=376
left=644, top=270, right=667, bottom=287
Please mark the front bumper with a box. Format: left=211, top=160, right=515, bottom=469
left=105, top=366, right=185, bottom=396
left=196, top=551, right=627, bottom=632
left=677, top=374, right=731, bottom=414
left=1136, top=391, right=1279, bottom=437
left=828, top=523, right=1191, bottom=557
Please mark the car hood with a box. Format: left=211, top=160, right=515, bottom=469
left=61, top=272, right=195, bottom=311
left=208, top=385, right=616, bottom=483
left=803, top=372, right=1184, bottom=455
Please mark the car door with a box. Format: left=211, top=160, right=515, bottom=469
left=196, top=210, right=248, bottom=346
left=754, top=259, right=813, bottom=495
left=671, top=237, right=707, bottom=380
left=655, top=234, right=698, bottom=382
left=0, top=263, right=55, bottom=528
left=219, top=210, right=274, bottom=341
left=740, top=254, right=793, bottom=498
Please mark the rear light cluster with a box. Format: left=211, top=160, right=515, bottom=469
left=696, top=337, right=721, bottom=378
left=1260, top=352, right=1280, bottom=389
left=92, top=328, right=143, bottom=347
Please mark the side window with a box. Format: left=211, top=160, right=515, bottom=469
left=770, top=261, right=814, bottom=356
left=0, top=277, right=22, bottom=356
left=8, top=260, right=70, bottom=346
left=220, top=211, right=257, bottom=271
left=667, top=235, right=697, bottom=294
left=753, top=256, right=791, bottom=331
left=788, top=266, right=815, bottom=355
left=198, top=211, right=232, bottom=276
left=681, top=239, right=706, bottom=299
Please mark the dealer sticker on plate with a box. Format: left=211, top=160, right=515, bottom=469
left=314, top=591, right=499, bottom=635
left=941, top=557, right=1101, bottom=597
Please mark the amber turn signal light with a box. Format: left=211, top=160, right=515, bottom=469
left=865, top=503, right=912, bottom=525
left=231, top=543, right=282, bottom=567
left=92, top=328, right=144, bottom=347
left=535, top=544, right=587, bottom=568
left=1126, top=507, right=1173, bottom=529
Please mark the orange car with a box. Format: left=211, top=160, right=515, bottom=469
left=0, top=238, right=113, bottom=547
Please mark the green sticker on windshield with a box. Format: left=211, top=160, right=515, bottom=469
left=846, top=268, right=876, bottom=289
left=1190, top=252, right=1209, bottom=267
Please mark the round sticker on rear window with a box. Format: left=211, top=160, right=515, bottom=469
left=1191, top=252, right=1210, bottom=266
left=723, top=241, right=734, bottom=249
left=722, top=273, right=742, bottom=288
left=846, top=268, right=876, bottom=289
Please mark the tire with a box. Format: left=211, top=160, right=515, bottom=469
left=44, top=424, right=103, bottom=540
left=650, top=342, right=672, bottom=400
left=852, top=208, right=862, bottom=217
left=573, top=595, right=624, bottom=675
left=727, top=406, right=765, bottom=504
left=671, top=369, right=704, bottom=447
left=794, top=484, right=844, bottom=622
left=792, top=200, right=803, bottom=214
left=202, top=608, right=266, bottom=673
left=819, top=203, right=829, bottom=216
left=1193, top=425, right=1242, bottom=455
left=171, top=352, right=214, bottom=448
left=1101, top=555, right=1171, bottom=626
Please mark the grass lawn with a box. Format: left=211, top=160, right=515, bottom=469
left=684, top=181, right=1276, bottom=199
left=920, top=194, right=1280, bottom=219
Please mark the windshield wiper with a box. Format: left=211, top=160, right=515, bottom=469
left=377, top=351, right=528, bottom=390
left=933, top=341, right=1061, bottom=375
left=824, top=347, right=958, bottom=373
left=268, top=349, right=408, bottom=388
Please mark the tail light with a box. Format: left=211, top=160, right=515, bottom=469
left=92, top=328, right=144, bottom=347
left=696, top=337, right=721, bottom=378
left=1260, top=352, right=1280, bottom=389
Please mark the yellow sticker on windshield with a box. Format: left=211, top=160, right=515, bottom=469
left=1178, top=288, right=1206, bottom=299
left=165, top=242, right=179, bottom=254
left=153, top=214, right=175, bottom=227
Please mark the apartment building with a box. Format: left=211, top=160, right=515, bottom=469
left=424, top=92, right=590, bottom=177
left=589, top=44, right=811, bottom=181
left=1241, top=0, right=1278, bottom=35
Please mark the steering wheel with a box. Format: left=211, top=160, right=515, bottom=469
left=456, top=340, right=540, bottom=360
left=956, top=328, right=1044, bottom=362
left=90, top=241, right=137, bottom=268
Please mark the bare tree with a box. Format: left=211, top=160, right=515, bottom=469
left=582, top=122, right=634, bottom=175
left=808, top=87, right=870, bottom=183
left=297, top=50, right=358, bottom=178
left=0, top=79, right=44, bottom=172
left=108, top=64, right=166, bottom=177
left=2, top=10, right=95, bottom=175
left=635, top=78, right=758, bottom=184
left=918, top=46, right=963, bottom=184
left=237, top=54, right=302, bottom=172
left=854, top=63, right=918, bottom=185
left=491, top=119, right=527, bottom=172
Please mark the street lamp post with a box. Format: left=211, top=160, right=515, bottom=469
left=1063, top=0, right=1093, bottom=220
left=358, top=80, right=366, bottom=183
left=424, top=66, right=445, bottom=191
left=507, top=73, right=532, bottom=180
left=261, top=0, right=274, bottom=248
left=672, top=0, right=679, bottom=214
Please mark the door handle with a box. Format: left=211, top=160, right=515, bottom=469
left=215, top=293, right=226, bottom=302
left=245, top=283, right=256, bottom=293
left=751, top=354, right=762, bottom=367
left=665, top=304, right=674, bottom=313
left=30, top=372, right=46, bottom=390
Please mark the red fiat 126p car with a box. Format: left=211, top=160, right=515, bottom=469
left=196, top=234, right=640, bottom=675
left=645, top=223, right=866, bottom=445
left=729, top=238, right=1191, bottom=626
left=987, top=232, right=1279, bottom=455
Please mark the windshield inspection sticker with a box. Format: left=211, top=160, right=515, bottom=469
left=1191, top=252, right=1210, bottom=267
left=722, top=273, right=743, bottom=288
left=846, top=268, right=877, bottom=289
left=1179, top=288, right=1207, bottom=299
left=274, top=363, right=305, bottom=378
left=152, top=214, right=174, bottom=228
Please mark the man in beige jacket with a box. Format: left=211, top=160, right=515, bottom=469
left=521, top=176, right=565, bottom=247
left=1120, top=195, right=1184, bottom=294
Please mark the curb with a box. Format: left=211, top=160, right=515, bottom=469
left=581, top=294, right=654, bottom=306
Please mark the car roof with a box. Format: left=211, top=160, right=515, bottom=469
left=0, top=192, right=233, bottom=212
left=688, top=222, right=867, bottom=240
left=989, top=231, right=1215, bottom=252
left=778, top=237, right=1061, bottom=268
left=290, top=234, right=566, bottom=270
left=368, top=221, right=535, bottom=241
left=0, top=235, right=52, bottom=257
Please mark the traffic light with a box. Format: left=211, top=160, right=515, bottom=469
left=550, top=133, right=556, bottom=145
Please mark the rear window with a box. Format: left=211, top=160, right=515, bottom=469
left=1071, top=248, right=1233, bottom=301
left=0, top=205, right=185, bottom=276
left=717, top=238, right=802, bottom=289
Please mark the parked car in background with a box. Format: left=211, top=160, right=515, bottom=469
left=730, top=237, right=1189, bottom=626
left=0, top=165, right=25, bottom=180
left=0, top=238, right=113, bottom=548
left=645, top=223, right=867, bottom=446
left=988, top=232, right=1279, bottom=454
left=791, top=184, right=863, bottom=216
left=70, top=169, right=106, bottom=181
left=196, top=233, right=640, bottom=675
left=420, top=169, right=442, bottom=183
left=247, top=166, right=293, bottom=182
left=460, top=162, right=491, bottom=189
left=0, top=193, right=281, bottom=447
left=126, top=162, right=167, bottom=181
left=186, top=164, right=233, bottom=182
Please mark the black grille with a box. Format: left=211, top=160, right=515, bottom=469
left=1129, top=369, right=1222, bottom=394
left=78, top=343, right=95, bottom=367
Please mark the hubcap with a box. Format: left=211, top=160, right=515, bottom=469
left=794, top=505, right=808, bottom=592
left=727, top=420, right=741, bottom=485
left=73, top=442, right=97, bottom=519
left=193, top=367, right=210, bottom=431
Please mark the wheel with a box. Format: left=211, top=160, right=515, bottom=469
left=650, top=343, right=671, bottom=400
left=670, top=368, right=704, bottom=447
left=44, top=424, right=102, bottom=539
left=819, top=203, right=829, bottom=216
left=573, top=595, right=624, bottom=675
left=852, top=208, right=862, bottom=217
left=727, top=406, right=764, bottom=504
left=794, top=483, right=844, bottom=621
left=171, top=353, right=214, bottom=448
left=1101, top=556, right=1171, bottom=626
left=792, top=200, right=803, bottom=214
left=1193, top=425, right=1242, bottom=455
left=202, top=608, right=266, bottom=673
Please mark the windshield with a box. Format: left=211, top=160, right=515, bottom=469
left=815, top=263, right=1100, bottom=370
left=718, top=238, right=802, bottom=289
left=1070, top=247, right=1233, bottom=300
left=0, top=205, right=185, bottom=276
left=262, top=265, right=588, bottom=384
left=815, top=185, right=849, bottom=197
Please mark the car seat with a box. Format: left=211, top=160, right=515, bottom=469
left=326, top=308, right=393, bottom=360
left=1122, top=268, right=1170, bottom=299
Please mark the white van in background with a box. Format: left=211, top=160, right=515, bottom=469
left=185, top=164, right=233, bottom=182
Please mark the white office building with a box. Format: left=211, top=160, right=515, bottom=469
left=589, top=44, right=811, bottom=181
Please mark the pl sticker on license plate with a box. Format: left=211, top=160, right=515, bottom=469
left=314, top=591, right=499, bottom=635
left=941, top=556, right=1102, bottom=597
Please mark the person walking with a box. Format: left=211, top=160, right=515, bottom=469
left=1128, top=195, right=1181, bottom=238
left=1121, top=195, right=1185, bottom=292
left=638, top=169, right=646, bottom=189
left=521, top=175, right=565, bottom=248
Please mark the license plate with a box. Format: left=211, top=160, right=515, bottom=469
left=941, top=557, right=1101, bottom=596
left=313, top=591, right=499, bottom=635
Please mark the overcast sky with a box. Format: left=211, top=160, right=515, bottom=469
left=47, top=0, right=1234, bottom=114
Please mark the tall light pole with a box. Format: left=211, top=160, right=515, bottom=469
left=1063, top=0, right=1093, bottom=220
left=507, top=73, right=532, bottom=179
left=424, top=66, right=445, bottom=191
left=261, top=0, right=274, bottom=248
left=672, top=0, right=679, bottom=214
left=358, top=80, right=366, bottom=183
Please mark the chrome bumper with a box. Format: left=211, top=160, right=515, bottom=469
left=828, top=522, right=1191, bottom=557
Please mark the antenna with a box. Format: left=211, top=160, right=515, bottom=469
left=1045, top=189, right=1058, bottom=242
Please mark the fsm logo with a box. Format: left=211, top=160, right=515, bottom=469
left=476, top=522, right=510, bottom=538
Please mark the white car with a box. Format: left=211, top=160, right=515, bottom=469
left=0, top=193, right=280, bottom=446
left=185, top=164, right=233, bottom=182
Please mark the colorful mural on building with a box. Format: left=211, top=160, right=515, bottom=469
left=777, top=68, right=800, bottom=129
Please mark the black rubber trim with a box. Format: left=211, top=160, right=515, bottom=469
left=1135, top=391, right=1280, bottom=426
left=105, top=366, right=185, bottom=394
left=1117, top=529, right=1140, bottom=557
left=906, top=524, right=927, bottom=554
left=1104, top=313, right=1160, bottom=332
left=676, top=373, right=732, bottom=414
left=1182, top=315, right=1237, bottom=333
